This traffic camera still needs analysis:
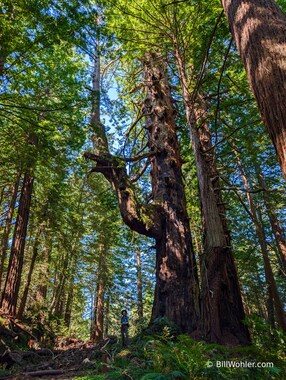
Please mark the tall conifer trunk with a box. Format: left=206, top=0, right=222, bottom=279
left=135, top=251, right=143, bottom=319
left=1, top=172, right=34, bottom=316
left=0, top=174, right=20, bottom=292
left=221, top=0, right=286, bottom=179
left=192, top=108, right=249, bottom=345
left=257, top=171, right=286, bottom=275
left=233, top=148, right=286, bottom=331
left=142, top=53, right=200, bottom=332
left=17, top=235, right=40, bottom=319
left=92, top=243, right=106, bottom=343
left=174, top=45, right=250, bottom=344
left=85, top=51, right=200, bottom=333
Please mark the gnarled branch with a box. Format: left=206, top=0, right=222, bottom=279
left=84, top=152, right=161, bottom=239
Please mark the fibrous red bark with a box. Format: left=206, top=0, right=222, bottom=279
left=221, top=0, right=286, bottom=179
left=85, top=52, right=200, bottom=333
left=1, top=173, right=34, bottom=316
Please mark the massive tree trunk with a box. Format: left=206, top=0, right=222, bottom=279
left=85, top=51, right=200, bottom=333
left=143, top=52, right=199, bottom=332
left=234, top=148, right=286, bottom=331
left=221, top=0, right=286, bottom=179
left=174, top=44, right=250, bottom=344
left=0, top=172, right=34, bottom=316
left=0, top=174, right=20, bottom=292
left=192, top=120, right=249, bottom=345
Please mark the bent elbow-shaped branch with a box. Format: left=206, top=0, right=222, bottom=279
left=84, top=152, right=162, bottom=239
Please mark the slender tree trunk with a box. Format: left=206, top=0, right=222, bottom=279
left=49, top=248, right=69, bottom=317
left=51, top=275, right=66, bottom=318
left=34, top=242, right=50, bottom=305
left=64, top=275, right=74, bottom=329
left=221, top=0, right=286, bottom=179
left=64, top=242, right=82, bottom=329
left=253, top=273, right=268, bottom=320
left=135, top=251, right=143, bottom=319
left=90, top=34, right=108, bottom=154
left=92, top=243, right=106, bottom=343
left=17, top=235, right=39, bottom=319
left=104, top=293, right=110, bottom=337
left=174, top=43, right=249, bottom=344
left=0, top=175, right=20, bottom=292
left=257, top=171, right=286, bottom=275
left=0, top=186, right=5, bottom=207
left=234, top=148, right=286, bottom=331
left=64, top=247, right=81, bottom=328
left=0, top=173, right=34, bottom=316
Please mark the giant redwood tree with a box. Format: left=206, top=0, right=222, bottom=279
left=221, top=0, right=286, bottom=179
left=85, top=52, right=200, bottom=333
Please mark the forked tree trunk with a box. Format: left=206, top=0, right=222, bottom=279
left=135, top=251, right=143, bottom=319
left=221, top=0, right=286, bottom=179
left=0, top=173, right=34, bottom=316
left=85, top=51, right=200, bottom=333
left=0, top=174, right=20, bottom=292
left=174, top=44, right=250, bottom=344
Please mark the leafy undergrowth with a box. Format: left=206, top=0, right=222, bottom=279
left=73, top=326, right=285, bottom=380
left=1, top=316, right=285, bottom=380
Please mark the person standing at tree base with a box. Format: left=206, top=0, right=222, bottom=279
left=121, top=309, right=129, bottom=347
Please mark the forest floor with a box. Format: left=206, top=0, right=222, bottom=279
left=0, top=316, right=286, bottom=380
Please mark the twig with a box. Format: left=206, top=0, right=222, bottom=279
left=100, top=338, right=110, bottom=351
left=213, top=37, right=233, bottom=135
left=131, top=161, right=150, bottom=182
left=9, top=318, right=36, bottom=340
left=123, top=151, right=155, bottom=162
left=21, top=369, right=65, bottom=377
left=191, top=10, right=224, bottom=104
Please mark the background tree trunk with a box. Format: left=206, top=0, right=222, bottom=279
left=174, top=44, right=249, bottom=344
left=234, top=148, right=286, bottom=331
left=64, top=274, right=75, bottom=329
left=221, top=0, right=286, bottom=179
left=17, top=235, right=40, bottom=319
left=0, top=172, right=34, bottom=316
left=0, top=174, right=20, bottom=292
left=135, top=250, right=143, bottom=319
left=91, top=243, right=107, bottom=343
left=257, top=171, right=286, bottom=275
